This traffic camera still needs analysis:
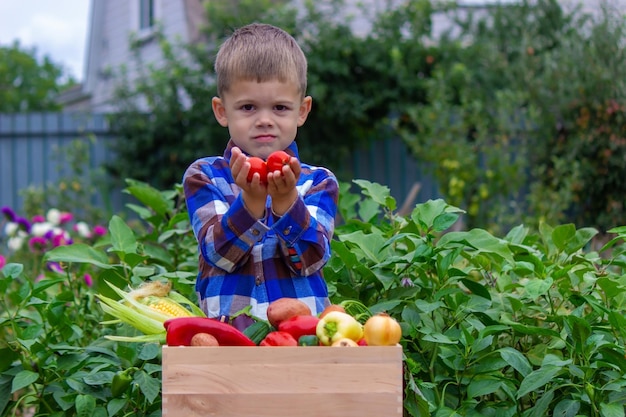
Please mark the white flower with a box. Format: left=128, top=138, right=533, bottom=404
left=31, top=222, right=53, bottom=237
left=74, top=221, right=91, bottom=238
left=4, top=222, right=18, bottom=237
left=46, top=208, right=61, bottom=225
left=8, top=236, right=24, bottom=251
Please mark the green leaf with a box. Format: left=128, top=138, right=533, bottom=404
left=107, top=398, right=128, bottom=416
left=134, top=370, right=160, bottom=403
left=0, top=348, right=19, bottom=373
left=83, top=371, right=115, bottom=386
left=564, top=227, right=597, bottom=254
left=108, top=215, right=138, bottom=255
left=523, top=277, right=553, bottom=299
left=11, top=370, right=39, bottom=393
left=353, top=179, right=396, bottom=209
left=467, top=377, right=502, bottom=398
left=338, top=231, right=387, bottom=263
left=43, top=244, right=111, bottom=269
left=125, top=179, right=173, bottom=218
left=432, top=212, right=460, bottom=232
left=75, top=394, right=96, bottom=417
left=517, top=365, right=562, bottom=398
left=553, top=399, right=580, bottom=417
left=411, top=199, right=452, bottom=230
left=369, top=300, right=402, bottom=314
left=460, top=278, right=491, bottom=300
left=421, top=332, right=456, bottom=344
left=437, top=229, right=514, bottom=264
left=504, top=224, right=529, bottom=245
left=599, top=402, right=625, bottom=417
left=552, top=224, right=576, bottom=251
left=499, top=347, right=532, bottom=377
left=1, top=263, right=23, bottom=278
left=138, top=343, right=160, bottom=361
left=0, top=376, right=12, bottom=416
left=525, top=388, right=554, bottom=417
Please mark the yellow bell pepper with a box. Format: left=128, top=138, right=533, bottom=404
left=316, top=311, right=363, bottom=346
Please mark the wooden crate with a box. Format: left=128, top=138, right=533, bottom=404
left=162, top=345, right=403, bottom=417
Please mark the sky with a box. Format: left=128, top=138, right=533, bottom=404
left=0, top=0, right=91, bottom=82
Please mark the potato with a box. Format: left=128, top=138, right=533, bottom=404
left=319, top=304, right=346, bottom=319
left=190, top=332, right=219, bottom=347
left=266, top=298, right=312, bottom=328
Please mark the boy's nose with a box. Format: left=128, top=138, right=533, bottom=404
left=255, top=111, right=274, bottom=127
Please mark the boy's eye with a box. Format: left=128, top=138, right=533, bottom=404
left=241, top=104, right=254, bottom=111
left=275, top=105, right=288, bottom=111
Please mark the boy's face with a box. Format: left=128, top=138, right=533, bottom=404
left=212, top=79, right=312, bottom=160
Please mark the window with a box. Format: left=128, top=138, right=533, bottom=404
left=139, top=0, right=154, bottom=30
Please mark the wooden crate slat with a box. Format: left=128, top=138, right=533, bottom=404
left=162, top=345, right=403, bottom=417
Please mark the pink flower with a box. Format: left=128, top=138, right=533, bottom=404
left=59, top=212, right=74, bottom=224
left=29, top=236, right=48, bottom=253
left=31, top=215, right=46, bottom=223
left=93, top=225, right=107, bottom=236
left=52, top=232, right=73, bottom=247
left=83, top=273, right=93, bottom=287
left=0, top=254, right=6, bottom=269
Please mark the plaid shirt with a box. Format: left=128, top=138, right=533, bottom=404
left=183, top=140, right=338, bottom=320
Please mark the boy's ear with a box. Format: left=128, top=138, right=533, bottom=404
left=297, top=96, right=313, bottom=127
left=212, top=97, right=228, bottom=127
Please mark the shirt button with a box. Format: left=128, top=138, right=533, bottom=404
left=255, top=278, right=262, bottom=285
left=252, top=229, right=260, bottom=236
left=283, top=226, right=292, bottom=235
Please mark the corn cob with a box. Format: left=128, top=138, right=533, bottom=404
left=96, top=280, right=205, bottom=343
left=140, top=296, right=194, bottom=318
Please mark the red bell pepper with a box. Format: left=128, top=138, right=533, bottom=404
left=277, top=315, right=320, bottom=340
left=259, top=331, right=298, bottom=346
left=164, top=317, right=256, bottom=347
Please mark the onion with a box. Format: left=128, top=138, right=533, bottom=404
left=363, top=313, right=402, bottom=346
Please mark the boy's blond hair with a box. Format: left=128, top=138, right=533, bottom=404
left=214, top=23, right=308, bottom=98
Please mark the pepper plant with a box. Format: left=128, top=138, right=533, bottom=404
left=2, top=179, right=626, bottom=416
left=326, top=179, right=626, bottom=416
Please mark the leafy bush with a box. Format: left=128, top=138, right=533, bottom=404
left=2, top=179, right=625, bottom=416
left=0, top=180, right=196, bottom=416
left=396, top=0, right=626, bottom=233
left=327, top=180, right=626, bottom=416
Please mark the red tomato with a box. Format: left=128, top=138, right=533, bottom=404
left=247, top=157, right=268, bottom=183
left=266, top=150, right=291, bottom=174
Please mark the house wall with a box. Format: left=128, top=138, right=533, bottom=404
left=84, top=0, right=196, bottom=112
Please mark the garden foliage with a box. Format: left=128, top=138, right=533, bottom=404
left=2, top=180, right=626, bottom=416
left=104, top=0, right=626, bottom=235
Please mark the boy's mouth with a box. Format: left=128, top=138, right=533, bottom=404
left=254, top=134, right=276, bottom=142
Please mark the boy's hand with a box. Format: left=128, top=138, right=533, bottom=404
left=230, top=147, right=267, bottom=218
left=268, top=156, right=300, bottom=216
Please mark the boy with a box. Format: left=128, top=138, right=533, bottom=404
left=183, top=23, right=339, bottom=327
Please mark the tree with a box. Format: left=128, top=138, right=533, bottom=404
left=0, top=41, right=75, bottom=112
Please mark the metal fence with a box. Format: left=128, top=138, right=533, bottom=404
left=0, top=112, right=439, bottom=216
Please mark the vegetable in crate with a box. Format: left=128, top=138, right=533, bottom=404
left=97, top=280, right=205, bottom=343
left=259, top=331, right=298, bottom=346
left=266, top=297, right=312, bottom=328
left=164, top=317, right=256, bottom=346
left=298, top=335, right=320, bottom=346
left=277, top=314, right=320, bottom=340
left=316, top=311, right=363, bottom=346
left=363, top=313, right=402, bottom=346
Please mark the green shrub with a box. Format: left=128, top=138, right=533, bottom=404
left=3, top=179, right=625, bottom=415
left=327, top=179, right=626, bottom=416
